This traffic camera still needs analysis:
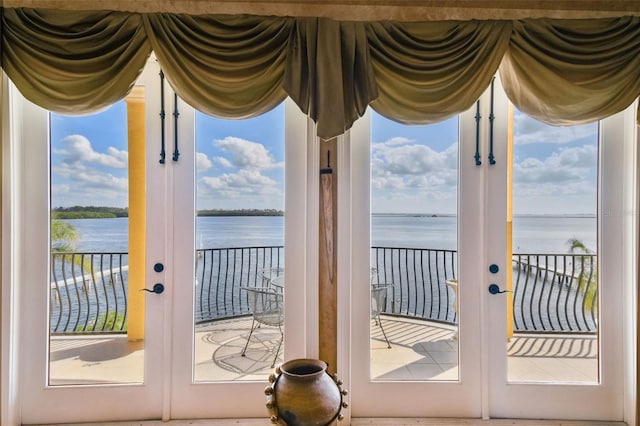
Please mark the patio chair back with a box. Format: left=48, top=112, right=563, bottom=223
left=371, top=284, right=391, bottom=318
left=245, top=287, right=284, bottom=327
left=260, top=267, right=285, bottom=289
left=371, top=283, right=392, bottom=348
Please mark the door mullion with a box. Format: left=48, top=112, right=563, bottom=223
left=482, top=75, right=510, bottom=419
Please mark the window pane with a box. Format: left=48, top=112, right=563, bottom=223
left=193, top=105, right=285, bottom=382
left=509, top=109, right=598, bottom=383
left=49, top=101, right=142, bottom=385
left=370, top=111, right=459, bottom=381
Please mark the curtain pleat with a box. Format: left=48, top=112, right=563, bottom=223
left=367, top=20, right=512, bottom=124
left=143, top=14, right=291, bottom=120
left=284, top=18, right=377, bottom=139
left=1, top=8, right=151, bottom=113
left=500, top=17, right=640, bottom=126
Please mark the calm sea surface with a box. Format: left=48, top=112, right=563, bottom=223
left=65, top=215, right=596, bottom=254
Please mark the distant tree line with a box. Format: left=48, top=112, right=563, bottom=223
left=52, top=206, right=128, bottom=219
left=52, top=206, right=283, bottom=219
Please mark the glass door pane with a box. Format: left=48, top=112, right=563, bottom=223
left=193, top=105, right=286, bottom=382
left=49, top=102, right=143, bottom=385
left=350, top=103, right=483, bottom=418
left=370, top=112, right=459, bottom=381
left=509, top=110, right=599, bottom=383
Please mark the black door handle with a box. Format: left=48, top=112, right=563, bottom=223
left=140, top=283, right=164, bottom=294
left=488, top=284, right=510, bottom=295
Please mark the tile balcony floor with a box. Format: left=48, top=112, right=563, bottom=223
left=49, top=315, right=597, bottom=385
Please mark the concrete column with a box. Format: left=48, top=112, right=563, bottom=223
left=125, top=86, right=146, bottom=341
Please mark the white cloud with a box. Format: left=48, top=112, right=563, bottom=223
left=201, top=169, right=279, bottom=194
left=370, top=137, right=459, bottom=213
left=198, top=169, right=283, bottom=209
left=214, top=136, right=283, bottom=170
left=371, top=137, right=458, bottom=191
left=54, top=134, right=127, bottom=168
left=196, top=152, right=212, bottom=171
left=53, top=163, right=128, bottom=191
left=214, top=156, right=233, bottom=169
left=513, top=113, right=597, bottom=145
left=514, top=145, right=597, bottom=184
left=196, top=136, right=285, bottom=208
left=51, top=163, right=128, bottom=207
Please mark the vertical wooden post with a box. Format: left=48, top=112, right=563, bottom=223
left=0, top=69, right=4, bottom=407
left=319, top=138, right=338, bottom=374
left=125, top=87, right=146, bottom=341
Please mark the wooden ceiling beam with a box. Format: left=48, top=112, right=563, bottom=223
left=4, top=0, right=640, bottom=20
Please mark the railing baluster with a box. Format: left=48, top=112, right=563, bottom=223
left=527, top=256, right=538, bottom=330
left=70, top=257, right=82, bottom=331
left=438, top=250, right=446, bottom=321
left=118, top=254, right=128, bottom=331
left=212, top=250, right=219, bottom=318
left=569, top=256, right=583, bottom=332
left=426, top=250, right=434, bottom=318
left=86, top=254, right=96, bottom=331
left=588, top=256, right=597, bottom=328
left=538, top=255, right=550, bottom=331
left=512, top=255, right=523, bottom=330
left=419, top=249, right=427, bottom=318
left=404, top=249, right=413, bottom=316
left=50, top=255, right=63, bottom=332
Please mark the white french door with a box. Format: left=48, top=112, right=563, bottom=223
left=11, top=56, right=314, bottom=424
left=13, top=75, right=164, bottom=423
left=166, top=80, right=313, bottom=419
left=347, top=76, right=633, bottom=420
left=485, top=93, right=632, bottom=420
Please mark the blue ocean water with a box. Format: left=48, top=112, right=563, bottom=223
left=64, top=215, right=596, bottom=254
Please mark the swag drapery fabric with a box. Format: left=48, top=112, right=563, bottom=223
left=2, top=8, right=639, bottom=139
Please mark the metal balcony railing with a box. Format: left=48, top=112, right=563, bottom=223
left=49, top=247, right=597, bottom=334
left=50, top=252, right=128, bottom=334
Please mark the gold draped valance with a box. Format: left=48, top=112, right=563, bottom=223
left=500, top=16, right=640, bottom=126
left=2, top=9, right=150, bottom=113
left=2, top=8, right=639, bottom=139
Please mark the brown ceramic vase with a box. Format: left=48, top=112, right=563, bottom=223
left=265, top=358, right=346, bottom=425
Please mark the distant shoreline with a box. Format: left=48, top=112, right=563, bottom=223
left=52, top=207, right=595, bottom=220
left=371, top=213, right=596, bottom=218
left=52, top=207, right=284, bottom=219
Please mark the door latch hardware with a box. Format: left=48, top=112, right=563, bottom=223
left=140, top=283, right=165, bottom=294
left=488, top=284, right=510, bottom=295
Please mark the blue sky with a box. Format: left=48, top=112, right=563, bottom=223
left=51, top=101, right=597, bottom=215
